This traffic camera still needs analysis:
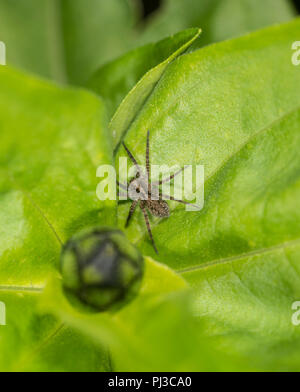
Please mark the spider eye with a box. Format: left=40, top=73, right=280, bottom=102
left=136, top=188, right=140, bottom=193
left=61, top=228, right=144, bottom=312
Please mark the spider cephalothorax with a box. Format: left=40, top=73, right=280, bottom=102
left=118, top=131, right=193, bottom=254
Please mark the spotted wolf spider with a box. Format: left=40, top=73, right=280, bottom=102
left=117, top=131, right=193, bottom=254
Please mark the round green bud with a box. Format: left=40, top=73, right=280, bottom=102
left=61, top=228, right=144, bottom=312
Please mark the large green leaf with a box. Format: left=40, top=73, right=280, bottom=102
left=113, top=20, right=300, bottom=370
left=0, top=65, right=237, bottom=372
left=0, top=65, right=114, bottom=371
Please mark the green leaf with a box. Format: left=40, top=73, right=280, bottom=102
left=0, top=65, right=213, bottom=372
left=183, top=238, right=300, bottom=371
left=0, top=290, right=109, bottom=371
left=114, top=20, right=300, bottom=370
left=0, top=0, right=137, bottom=84
left=0, top=65, right=114, bottom=371
left=87, top=0, right=295, bottom=124
left=90, top=28, right=201, bottom=135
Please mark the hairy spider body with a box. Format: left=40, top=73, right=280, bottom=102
left=141, top=200, right=170, bottom=218
left=128, top=174, right=170, bottom=218
left=118, top=131, right=192, bottom=254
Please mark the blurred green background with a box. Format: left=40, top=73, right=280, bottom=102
left=0, top=0, right=299, bottom=86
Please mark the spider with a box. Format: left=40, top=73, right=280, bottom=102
left=117, top=131, right=194, bottom=254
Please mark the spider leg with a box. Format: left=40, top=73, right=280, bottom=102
left=140, top=203, right=158, bottom=254
left=146, top=130, right=150, bottom=179
left=153, top=167, right=184, bottom=186
left=160, top=193, right=198, bottom=208
left=125, top=200, right=139, bottom=228
left=122, top=142, right=142, bottom=175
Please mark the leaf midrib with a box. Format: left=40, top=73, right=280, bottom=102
left=202, top=104, right=300, bottom=190
left=112, top=29, right=201, bottom=152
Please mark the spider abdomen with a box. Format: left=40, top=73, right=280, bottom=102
left=145, top=200, right=170, bottom=218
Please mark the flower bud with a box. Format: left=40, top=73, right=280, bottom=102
left=61, top=228, right=144, bottom=312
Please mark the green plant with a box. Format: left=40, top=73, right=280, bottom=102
left=0, top=0, right=299, bottom=372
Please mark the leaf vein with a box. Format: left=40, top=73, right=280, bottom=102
left=8, top=173, right=63, bottom=246
left=178, top=238, right=300, bottom=274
